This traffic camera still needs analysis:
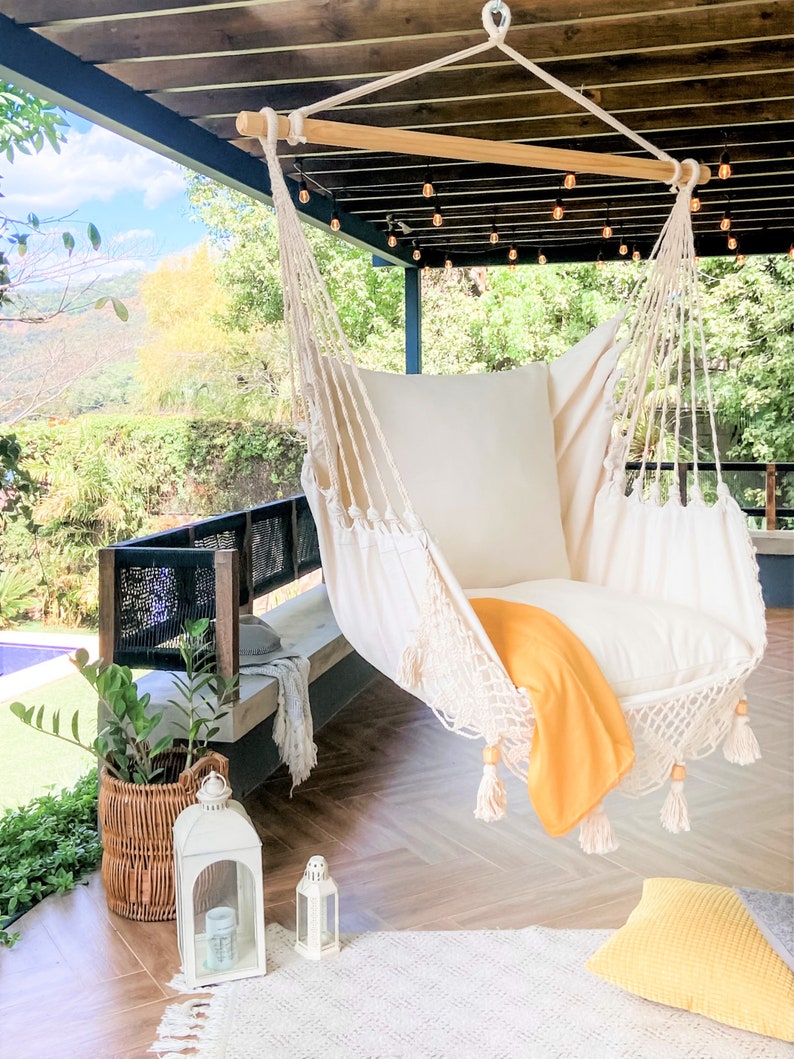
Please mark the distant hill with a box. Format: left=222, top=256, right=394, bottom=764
left=0, top=270, right=147, bottom=420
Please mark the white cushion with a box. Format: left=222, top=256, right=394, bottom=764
left=466, top=579, right=754, bottom=704
left=360, top=363, right=570, bottom=589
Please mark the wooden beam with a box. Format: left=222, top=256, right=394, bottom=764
left=213, top=549, right=240, bottom=696
left=98, top=548, right=117, bottom=665
left=100, top=3, right=792, bottom=91
left=238, top=112, right=712, bottom=186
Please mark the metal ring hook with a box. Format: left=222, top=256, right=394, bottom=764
left=482, top=0, right=511, bottom=39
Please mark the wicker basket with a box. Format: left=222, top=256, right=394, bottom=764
left=98, top=749, right=229, bottom=922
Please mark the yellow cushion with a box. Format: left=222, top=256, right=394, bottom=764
left=586, top=878, right=794, bottom=1042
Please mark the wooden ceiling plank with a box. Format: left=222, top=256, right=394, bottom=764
left=30, top=0, right=781, bottom=60
left=148, top=39, right=794, bottom=118
left=94, top=4, right=792, bottom=91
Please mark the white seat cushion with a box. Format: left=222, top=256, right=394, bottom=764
left=360, top=362, right=570, bottom=589
left=466, top=579, right=754, bottom=705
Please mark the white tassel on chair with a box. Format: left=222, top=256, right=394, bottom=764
left=723, top=699, right=762, bottom=765
left=579, top=802, right=619, bottom=855
left=660, top=763, right=690, bottom=833
left=474, top=745, right=507, bottom=822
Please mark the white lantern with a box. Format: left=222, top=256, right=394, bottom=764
left=173, top=770, right=266, bottom=988
left=295, top=855, right=340, bottom=960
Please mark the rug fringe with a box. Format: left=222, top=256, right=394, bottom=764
left=149, top=992, right=229, bottom=1058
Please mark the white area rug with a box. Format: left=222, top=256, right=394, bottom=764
left=151, top=923, right=791, bottom=1059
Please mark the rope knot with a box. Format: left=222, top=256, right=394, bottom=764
left=481, top=0, right=511, bottom=39
left=287, top=109, right=307, bottom=146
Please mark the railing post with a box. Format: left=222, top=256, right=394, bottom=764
left=766, top=463, right=777, bottom=530
left=214, top=550, right=240, bottom=698
left=98, top=547, right=117, bottom=664
left=677, top=462, right=689, bottom=506
left=240, top=509, right=255, bottom=614
left=405, top=267, right=422, bottom=374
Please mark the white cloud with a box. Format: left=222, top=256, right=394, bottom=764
left=0, top=124, right=187, bottom=216
left=111, top=228, right=157, bottom=245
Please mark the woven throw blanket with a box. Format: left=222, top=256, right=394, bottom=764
left=150, top=923, right=792, bottom=1059
left=240, top=656, right=316, bottom=790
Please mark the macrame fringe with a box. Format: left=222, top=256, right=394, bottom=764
left=723, top=700, right=761, bottom=766
left=660, top=765, right=690, bottom=833
left=578, top=802, right=619, bottom=855
left=474, top=746, right=507, bottom=822
left=149, top=997, right=214, bottom=1056
left=396, top=642, right=423, bottom=688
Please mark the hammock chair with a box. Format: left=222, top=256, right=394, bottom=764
left=239, top=2, right=766, bottom=853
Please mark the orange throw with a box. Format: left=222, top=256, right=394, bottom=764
left=470, top=597, right=635, bottom=837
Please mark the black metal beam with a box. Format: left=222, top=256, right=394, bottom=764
left=0, top=12, right=413, bottom=267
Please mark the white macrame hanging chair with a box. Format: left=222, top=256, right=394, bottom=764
left=252, top=2, right=766, bottom=853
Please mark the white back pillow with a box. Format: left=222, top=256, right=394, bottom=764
left=357, top=362, right=570, bottom=589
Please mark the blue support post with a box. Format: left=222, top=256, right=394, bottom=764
left=405, top=268, right=422, bottom=374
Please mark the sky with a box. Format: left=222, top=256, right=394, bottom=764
left=1, top=110, right=209, bottom=274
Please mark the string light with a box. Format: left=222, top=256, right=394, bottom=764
left=727, top=234, right=738, bottom=251
left=690, top=188, right=701, bottom=213
left=719, top=203, right=732, bottom=232
left=718, top=149, right=732, bottom=181
left=537, top=249, right=547, bottom=265
left=788, top=243, right=794, bottom=261
left=432, top=198, right=443, bottom=227
left=444, top=253, right=453, bottom=270
left=386, top=219, right=399, bottom=248
left=330, top=195, right=341, bottom=232
left=736, top=251, right=746, bottom=266
left=508, top=241, right=518, bottom=262
left=601, top=203, right=612, bottom=240
left=552, top=197, right=565, bottom=221
left=423, top=262, right=431, bottom=274
left=632, top=245, right=641, bottom=262
left=563, top=172, right=576, bottom=190
left=618, top=236, right=628, bottom=256
left=298, top=177, right=310, bottom=205
left=422, top=166, right=435, bottom=198
left=489, top=221, right=500, bottom=245
left=412, top=240, right=422, bottom=262
left=596, top=252, right=604, bottom=270
left=508, top=262, right=517, bottom=273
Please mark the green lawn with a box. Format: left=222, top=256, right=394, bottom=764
left=0, top=674, right=98, bottom=811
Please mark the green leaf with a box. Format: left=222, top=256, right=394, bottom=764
left=111, top=297, right=129, bottom=322
left=62, top=231, right=75, bottom=256
left=87, top=223, right=101, bottom=250
left=27, top=212, right=40, bottom=229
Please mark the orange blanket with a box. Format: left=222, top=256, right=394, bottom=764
left=470, top=597, right=635, bottom=837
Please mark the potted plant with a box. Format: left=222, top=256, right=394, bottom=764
left=9, top=618, right=237, bottom=922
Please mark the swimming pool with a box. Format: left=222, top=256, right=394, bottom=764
left=0, top=642, right=75, bottom=677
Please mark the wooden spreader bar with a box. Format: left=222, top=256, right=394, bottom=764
left=236, top=111, right=711, bottom=187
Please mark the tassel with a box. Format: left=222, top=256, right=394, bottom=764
left=396, top=642, right=423, bottom=687
left=660, top=763, right=690, bottom=834
left=723, top=699, right=762, bottom=765
left=579, top=802, right=619, bottom=855
left=474, top=745, right=507, bottom=822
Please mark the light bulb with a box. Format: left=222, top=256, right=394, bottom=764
left=552, top=198, right=565, bottom=221
left=508, top=262, right=517, bottom=272
left=387, top=229, right=398, bottom=248
left=596, top=253, right=604, bottom=270
left=563, top=172, right=576, bottom=190
left=632, top=246, right=641, bottom=262
left=508, top=242, right=518, bottom=262
left=330, top=210, right=341, bottom=233
left=789, top=243, right=794, bottom=261
left=720, top=210, right=732, bottom=232
left=298, top=178, right=310, bottom=205
left=432, top=200, right=443, bottom=227
left=489, top=224, right=499, bottom=245
left=537, top=250, right=547, bottom=265
left=718, top=149, right=732, bottom=180
left=412, top=241, right=422, bottom=262
left=423, top=263, right=431, bottom=274
left=422, top=169, right=434, bottom=198
left=736, top=252, right=746, bottom=265
left=690, top=190, right=701, bottom=213
left=619, top=239, right=628, bottom=256
left=602, top=222, right=613, bottom=240
left=727, top=234, right=738, bottom=251
left=444, top=255, right=453, bottom=270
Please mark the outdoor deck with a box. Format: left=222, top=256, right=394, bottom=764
left=4, top=608, right=792, bottom=1059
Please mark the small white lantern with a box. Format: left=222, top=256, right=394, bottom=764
left=295, top=855, right=340, bottom=960
left=173, top=771, right=266, bottom=988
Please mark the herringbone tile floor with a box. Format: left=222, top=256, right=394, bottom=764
left=4, top=610, right=791, bottom=1059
